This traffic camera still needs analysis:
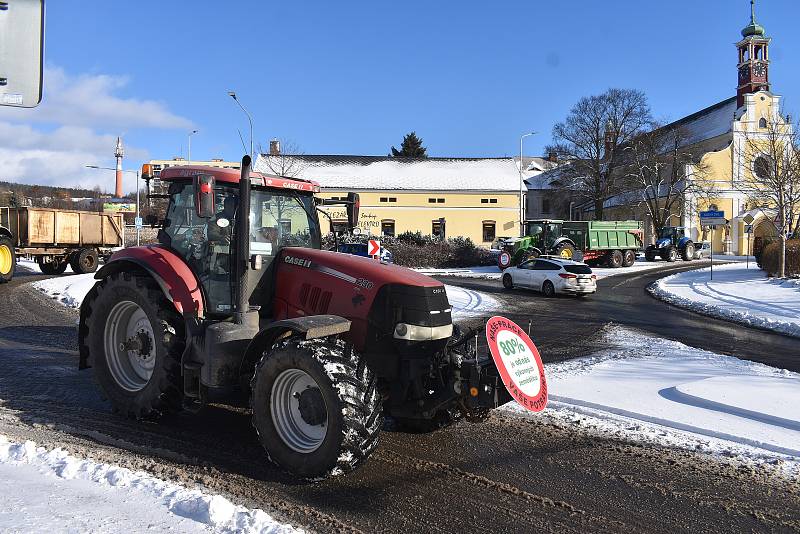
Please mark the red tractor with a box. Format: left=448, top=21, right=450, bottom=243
left=78, top=158, right=510, bottom=479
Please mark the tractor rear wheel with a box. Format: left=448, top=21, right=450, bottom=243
left=607, top=249, right=624, bottom=268
left=37, top=257, right=68, bottom=275
left=251, top=337, right=382, bottom=479
left=0, top=237, right=15, bottom=283
left=71, top=248, right=99, bottom=274
left=681, top=243, right=695, bottom=261
left=622, top=249, right=636, bottom=267
left=84, top=272, right=184, bottom=419
left=553, top=242, right=576, bottom=260
left=662, top=246, right=678, bottom=262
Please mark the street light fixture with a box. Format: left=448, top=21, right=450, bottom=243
left=188, top=129, right=198, bottom=164
left=228, top=91, right=254, bottom=158
left=85, top=165, right=141, bottom=246
left=519, top=132, right=537, bottom=236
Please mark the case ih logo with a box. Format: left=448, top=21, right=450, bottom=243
left=284, top=256, right=312, bottom=268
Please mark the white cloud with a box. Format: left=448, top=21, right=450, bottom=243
left=0, top=66, right=193, bottom=130
left=0, top=67, right=190, bottom=190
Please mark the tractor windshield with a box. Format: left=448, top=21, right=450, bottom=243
left=658, top=227, right=677, bottom=239
left=249, top=188, right=320, bottom=252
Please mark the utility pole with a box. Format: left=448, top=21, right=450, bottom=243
left=519, top=132, right=536, bottom=236
left=188, top=129, right=198, bottom=164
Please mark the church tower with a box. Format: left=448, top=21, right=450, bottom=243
left=736, top=0, right=770, bottom=108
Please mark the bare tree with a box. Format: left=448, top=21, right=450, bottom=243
left=623, top=125, right=716, bottom=239
left=734, top=114, right=800, bottom=277
left=546, top=88, right=654, bottom=220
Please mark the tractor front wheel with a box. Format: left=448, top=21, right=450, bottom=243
left=251, top=338, right=382, bottom=479
left=645, top=247, right=658, bottom=262
left=84, top=272, right=184, bottom=418
left=662, top=246, right=678, bottom=262
left=553, top=242, right=576, bottom=260
left=0, top=236, right=15, bottom=283
left=681, top=243, right=695, bottom=261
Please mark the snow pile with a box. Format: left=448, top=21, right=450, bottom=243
left=33, top=272, right=97, bottom=309
left=0, top=435, right=300, bottom=533
left=444, top=284, right=498, bottom=318
left=649, top=262, right=800, bottom=337
left=416, top=259, right=667, bottom=281
left=505, top=326, right=800, bottom=480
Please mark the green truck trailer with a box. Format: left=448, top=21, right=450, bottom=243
left=497, top=219, right=644, bottom=269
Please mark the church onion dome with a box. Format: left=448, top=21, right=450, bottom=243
left=742, top=1, right=766, bottom=38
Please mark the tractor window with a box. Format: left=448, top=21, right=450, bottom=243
left=249, top=189, right=320, bottom=253
left=162, top=181, right=238, bottom=315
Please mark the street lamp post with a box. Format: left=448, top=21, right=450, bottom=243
left=228, top=91, right=254, bottom=158
left=519, top=132, right=537, bottom=236
left=188, top=129, right=198, bottom=164
left=85, top=165, right=141, bottom=246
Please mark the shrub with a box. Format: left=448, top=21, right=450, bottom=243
left=760, top=239, right=800, bottom=277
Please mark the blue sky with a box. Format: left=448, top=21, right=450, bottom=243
left=2, top=0, right=799, bottom=191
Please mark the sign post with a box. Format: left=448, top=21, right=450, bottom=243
left=743, top=213, right=755, bottom=269
left=485, top=316, right=548, bottom=413
left=367, top=239, right=380, bottom=259
left=700, top=210, right=727, bottom=281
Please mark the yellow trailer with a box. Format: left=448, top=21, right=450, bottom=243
left=0, top=206, right=124, bottom=280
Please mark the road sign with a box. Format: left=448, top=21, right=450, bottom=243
left=700, top=210, right=725, bottom=219
left=485, top=316, right=547, bottom=412
left=742, top=213, right=755, bottom=224
left=134, top=216, right=143, bottom=229
left=745, top=224, right=754, bottom=234
left=368, top=239, right=380, bottom=257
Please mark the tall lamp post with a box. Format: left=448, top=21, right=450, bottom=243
left=188, top=129, right=198, bottom=164
left=519, top=132, right=537, bottom=236
left=227, top=91, right=254, bottom=158
left=86, top=165, right=141, bottom=246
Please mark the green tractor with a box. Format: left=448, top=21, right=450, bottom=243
left=645, top=226, right=695, bottom=262
left=497, top=220, right=576, bottom=269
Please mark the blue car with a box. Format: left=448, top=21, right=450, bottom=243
left=336, top=242, right=394, bottom=263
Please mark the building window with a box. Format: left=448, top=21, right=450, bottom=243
left=437, top=198, right=445, bottom=203
left=279, top=220, right=292, bottom=234
left=429, top=198, right=445, bottom=204
left=753, top=155, right=772, bottom=179
left=481, top=198, right=488, bottom=204
left=381, top=197, right=397, bottom=203
left=432, top=220, right=443, bottom=238
left=482, top=221, right=496, bottom=242
left=759, top=117, right=767, bottom=128
left=381, top=220, right=395, bottom=237
left=481, top=198, right=498, bottom=204
left=542, top=197, right=551, bottom=214
left=428, top=198, right=436, bottom=203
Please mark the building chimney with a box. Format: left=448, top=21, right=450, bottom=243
left=114, top=136, right=124, bottom=198
left=269, top=138, right=281, bottom=155
left=603, top=120, right=614, bottom=160
left=547, top=151, right=558, bottom=163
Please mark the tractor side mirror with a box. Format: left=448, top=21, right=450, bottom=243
left=194, top=174, right=216, bottom=218
left=346, top=192, right=360, bottom=231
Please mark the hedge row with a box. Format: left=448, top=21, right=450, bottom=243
left=323, top=231, right=497, bottom=268
left=760, top=239, right=800, bottom=277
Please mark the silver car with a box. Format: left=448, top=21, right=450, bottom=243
left=501, top=257, right=597, bottom=297
left=694, top=241, right=711, bottom=259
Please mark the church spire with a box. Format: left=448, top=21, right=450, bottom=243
left=741, top=0, right=766, bottom=38
left=736, top=0, right=771, bottom=108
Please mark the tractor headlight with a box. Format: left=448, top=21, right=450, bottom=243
left=393, top=322, right=453, bottom=341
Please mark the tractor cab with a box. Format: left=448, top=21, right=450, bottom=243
left=524, top=219, right=563, bottom=250
left=656, top=226, right=685, bottom=247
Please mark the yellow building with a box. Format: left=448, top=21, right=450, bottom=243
left=578, top=4, right=795, bottom=255
left=253, top=155, right=530, bottom=246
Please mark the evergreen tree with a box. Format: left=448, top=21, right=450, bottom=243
left=390, top=132, right=428, bottom=158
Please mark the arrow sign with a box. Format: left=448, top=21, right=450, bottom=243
left=368, top=239, right=380, bottom=257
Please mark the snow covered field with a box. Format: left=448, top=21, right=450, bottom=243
left=416, top=259, right=679, bottom=281
left=505, top=326, right=800, bottom=481
left=0, top=436, right=299, bottom=533
left=650, top=262, right=800, bottom=337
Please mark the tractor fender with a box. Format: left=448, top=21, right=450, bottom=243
left=678, top=237, right=693, bottom=250
left=0, top=225, right=12, bottom=240
left=240, top=315, right=352, bottom=379
left=551, top=237, right=575, bottom=250
left=93, top=246, right=205, bottom=318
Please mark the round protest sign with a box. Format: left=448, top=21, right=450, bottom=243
left=485, top=316, right=547, bottom=412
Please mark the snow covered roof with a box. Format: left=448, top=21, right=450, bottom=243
left=254, top=155, right=525, bottom=191
left=655, top=96, right=737, bottom=148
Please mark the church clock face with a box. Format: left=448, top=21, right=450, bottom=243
left=753, top=62, right=766, bottom=79
left=738, top=65, right=750, bottom=83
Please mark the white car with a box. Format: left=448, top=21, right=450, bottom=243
left=693, top=241, right=711, bottom=259
left=501, top=257, right=597, bottom=297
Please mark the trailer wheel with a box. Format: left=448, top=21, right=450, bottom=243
left=37, top=257, right=68, bottom=275
left=251, top=337, right=382, bottom=479
left=681, top=243, right=695, bottom=261
left=71, top=248, right=99, bottom=274
left=607, top=249, right=624, bottom=268
left=0, top=236, right=15, bottom=283
left=84, top=271, right=184, bottom=419
left=622, top=249, right=636, bottom=267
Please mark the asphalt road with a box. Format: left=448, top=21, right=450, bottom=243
left=438, top=260, right=800, bottom=372
left=0, top=263, right=797, bottom=533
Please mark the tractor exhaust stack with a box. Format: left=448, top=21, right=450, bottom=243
left=235, top=155, right=252, bottom=325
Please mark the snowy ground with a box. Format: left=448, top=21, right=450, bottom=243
left=650, top=262, right=800, bottom=337
left=505, top=326, right=800, bottom=481
left=0, top=436, right=300, bottom=533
